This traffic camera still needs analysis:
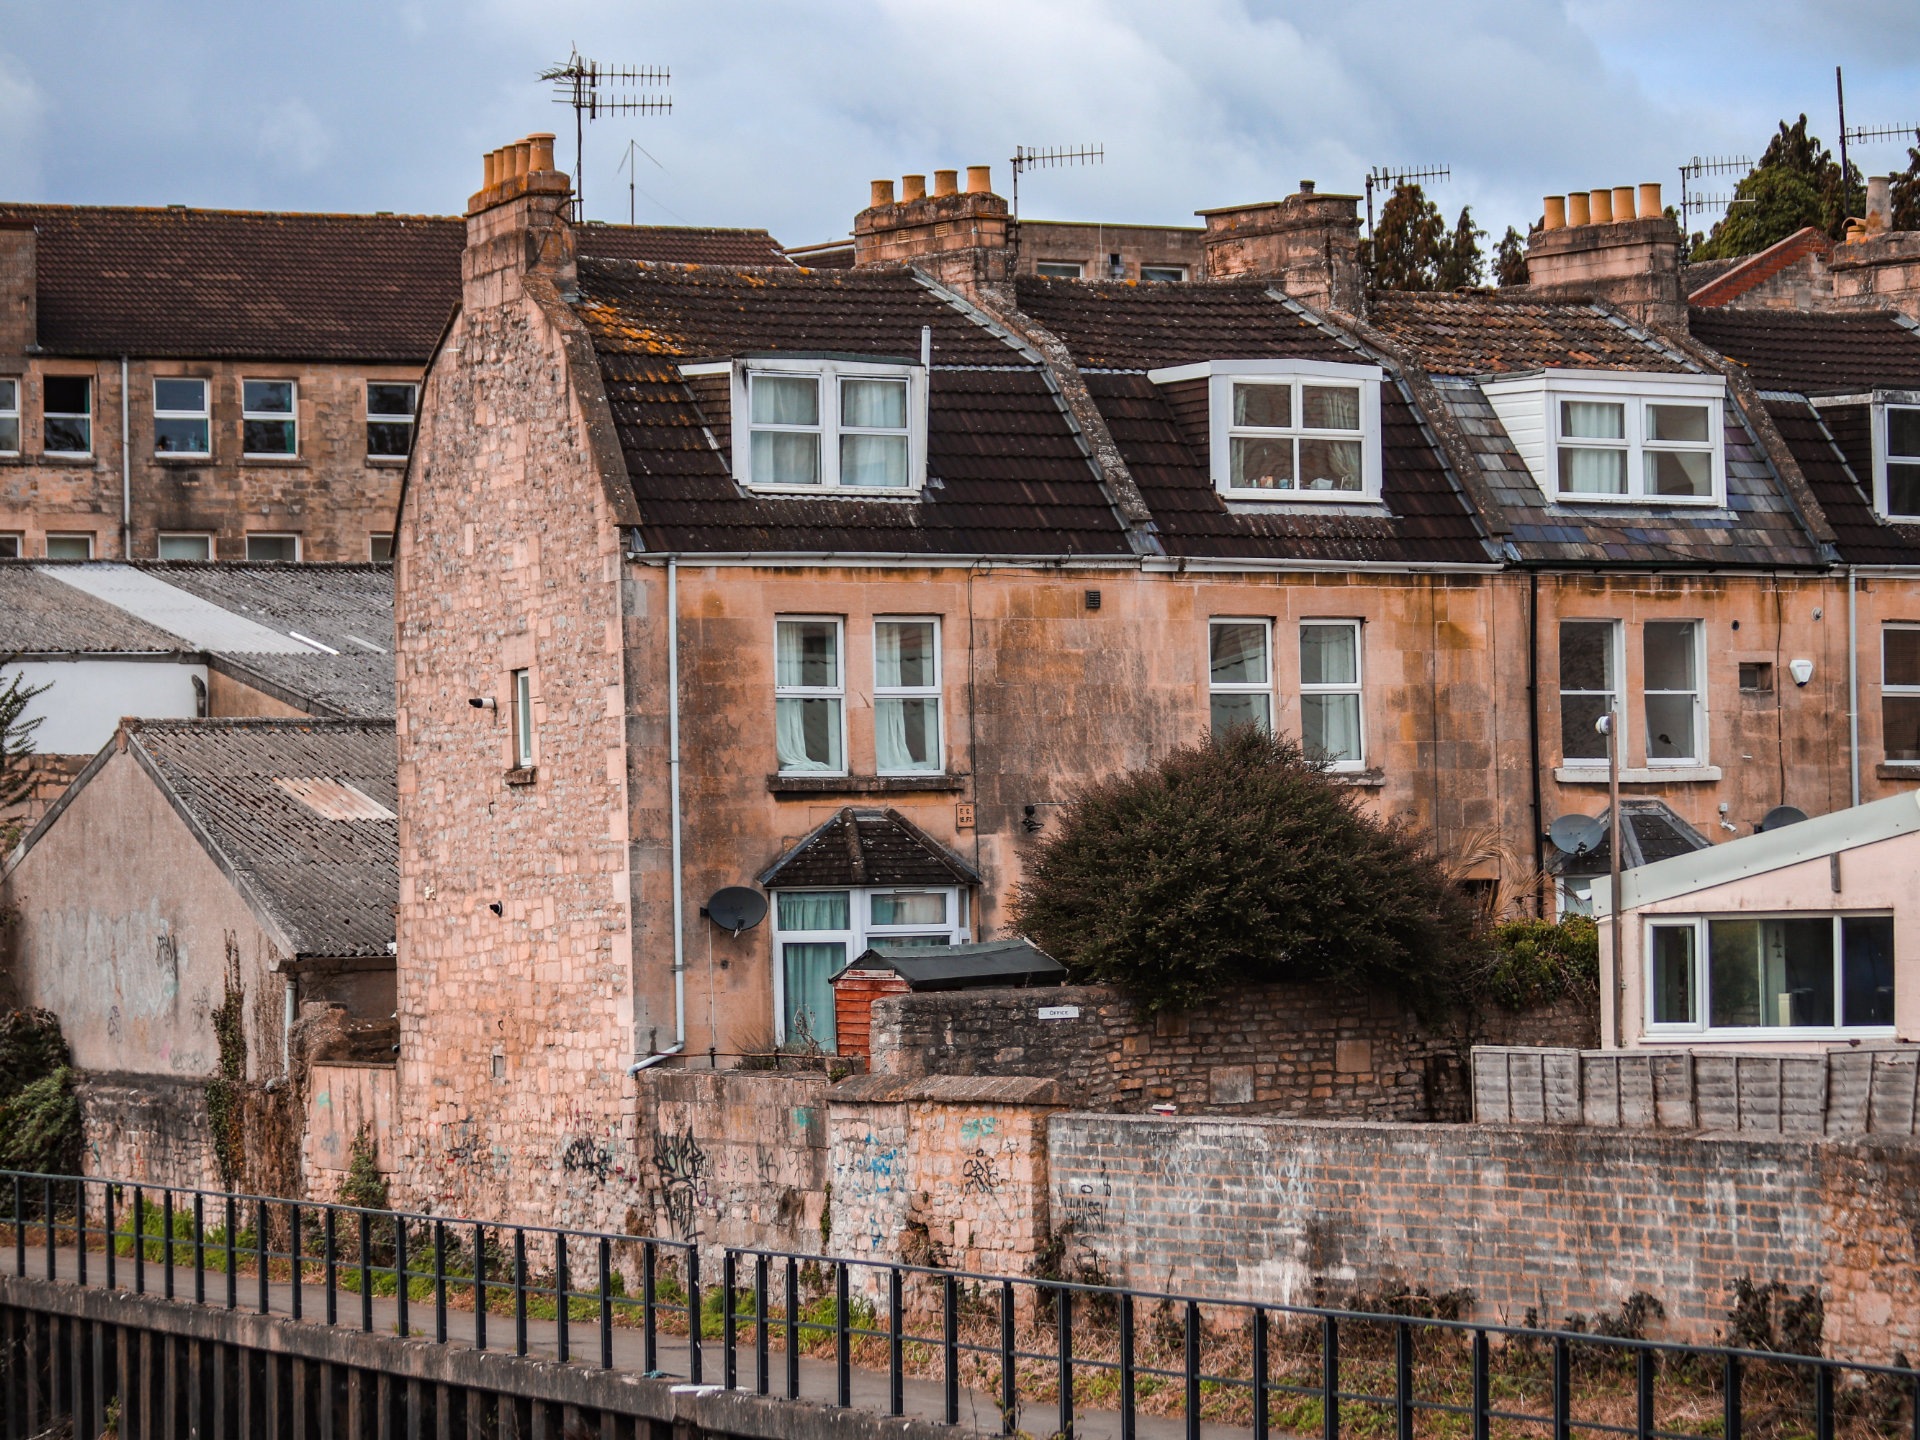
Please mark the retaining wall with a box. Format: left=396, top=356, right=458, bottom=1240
left=76, top=1072, right=218, bottom=1193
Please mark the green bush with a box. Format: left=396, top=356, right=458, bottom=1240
left=1010, top=727, right=1483, bottom=1015
left=1474, top=916, right=1599, bottom=1011
left=0, top=1010, right=79, bottom=1174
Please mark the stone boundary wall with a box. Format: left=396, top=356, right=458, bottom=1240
left=76, top=1073, right=218, bottom=1193
left=1473, top=1044, right=1920, bottom=1135
left=870, top=983, right=1596, bottom=1121
left=1047, top=1113, right=1920, bottom=1363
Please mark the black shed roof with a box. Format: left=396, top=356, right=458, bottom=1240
left=834, top=938, right=1066, bottom=990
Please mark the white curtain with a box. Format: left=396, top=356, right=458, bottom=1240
left=776, top=891, right=850, bottom=931
left=1559, top=445, right=1627, bottom=494
left=1302, top=694, right=1361, bottom=764
left=777, top=622, right=837, bottom=688
left=842, top=378, right=906, bottom=428
left=1300, top=625, right=1357, bottom=687
left=752, top=431, right=820, bottom=486
left=840, top=433, right=908, bottom=487
left=1561, top=400, right=1623, bottom=438
left=752, top=374, right=819, bottom=425
left=1302, top=384, right=1360, bottom=430
left=876, top=621, right=932, bottom=687
left=875, top=697, right=937, bottom=771
left=775, top=698, right=840, bottom=771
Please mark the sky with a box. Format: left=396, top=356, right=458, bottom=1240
left=3, top=1, right=1918, bottom=250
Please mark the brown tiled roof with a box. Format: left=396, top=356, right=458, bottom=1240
left=1014, top=278, right=1492, bottom=565
left=0, top=203, right=789, bottom=362
left=1688, top=306, right=1920, bottom=396
left=572, top=260, right=1132, bottom=556
left=758, top=807, right=980, bottom=888
left=1765, top=398, right=1920, bottom=565
left=1364, top=292, right=1695, bottom=376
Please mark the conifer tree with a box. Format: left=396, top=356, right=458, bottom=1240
left=0, top=658, right=48, bottom=849
left=1692, top=115, right=1861, bottom=260
left=1493, top=226, right=1529, bottom=286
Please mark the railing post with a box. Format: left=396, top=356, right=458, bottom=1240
left=434, top=1221, right=449, bottom=1345
left=1814, top=1362, right=1833, bottom=1440
left=1473, top=1329, right=1491, bottom=1440
left=944, top=1272, right=960, bottom=1426
left=161, top=1189, right=173, bottom=1297
left=1322, top=1315, right=1340, bottom=1440
left=104, top=1184, right=116, bottom=1292
left=785, top=1254, right=800, bottom=1400
left=687, top=1245, right=703, bottom=1385
left=722, top=1250, right=737, bottom=1389
left=472, top=1224, right=487, bottom=1352
left=1554, top=1335, right=1571, bottom=1440
left=11, top=1173, right=21, bottom=1277
left=74, top=1179, right=86, bottom=1288
left=359, top=1210, right=373, bottom=1333
left=1000, top=1278, right=1017, bottom=1435
left=1251, top=1307, right=1268, bottom=1440
left=395, top=1216, right=410, bottom=1339
left=1723, top=1353, right=1741, bottom=1440
left=223, top=1194, right=236, bottom=1310
left=255, top=1199, right=269, bottom=1315
left=42, top=1176, right=53, bottom=1282
left=288, top=1204, right=301, bottom=1321
left=324, top=1208, right=338, bottom=1327
left=834, top=1260, right=850, bottom=1407
left=754, top=1254, right=769, bottom=1396
left=192, top=1193, right=205, bottom=1305
left=513, top=1228, right=528, bottom=1357
left=1635, top=1347, right=1654, bottom=1440
left=554, top=1233, right=569, bottom=1364
left=888, top=1266, right=904, bottom=1417
left=1395, top=1321, right=1413, bottom=1440
left=641, top=1241, right=656, bottom=1375
left=599, top=1237, right=614, bottom=1371
left=1060, top=1286, right=1077, bottom=1440
left=1120, top=1294, right=1138, bottom=1440
left=133, top=1185, right=146, bottom=1295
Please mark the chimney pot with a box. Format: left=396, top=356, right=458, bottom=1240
left=901, top=174, right=927, bottom=202
left=966, top=165, right=992, bottom=194
left=1543, top=196, right=1567, bottom=231
left=1299, top=180, right=1316, bottom=194
left=1867, top=175, right=1893, bottom=228
left=1588, top=189, right=1613, bottom=225
left=484, top=150, right=499, bottom=188
left=1611, top=187, right=1635, bottom=225
left=528, top=133, right=556, bottom=173
left=933, top=169, right=959, bottom=197
left=1638, top=182, right=1662, bottom=220
left=1567, top=191, right=1592, bottom=227
left=871, top=179, right=896, bottom=207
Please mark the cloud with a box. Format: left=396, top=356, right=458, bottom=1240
left=0, top=51, right=44, bottom=196
left=256, top=99, right=334, bottom=175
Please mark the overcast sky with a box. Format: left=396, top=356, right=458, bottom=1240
left=4, top=1, right=1918, bottom=249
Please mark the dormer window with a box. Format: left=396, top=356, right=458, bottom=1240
left=685, top=357, right=927, bottom=495
left=1874, top=401, right=1920, bottom=520
left=1483, top=370, right=1726, bottom=506
left=1146, top=359, right=1385, bottom=503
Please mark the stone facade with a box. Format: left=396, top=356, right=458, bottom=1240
left=303, top=1062, right=399, bottom=1202
left=76, top=1073, right=219, bottom=1193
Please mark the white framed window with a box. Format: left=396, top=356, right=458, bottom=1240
left=367, top=382, right=418, bottom=459
left=1885, top=624, right=1920, bottom=765
left=45, top=533, right=93, bottom=560
left=690, top=358, right=926, bottom=495
left=245, top=533, right=300, bottom=562
left=0, top=378, right=19, bottom=455
left=1642, top=621, right=1703, bottom=766
left=1873, top=401, right=1920, bottom=521
left=1300, top=620, right=1364, bottom=768
left=771, top=884, right=971, bottom=1047
left=1147, top=359, right=1385, bottom=503
left=1644, top=914, right=1895, bottom=1037
left=1036, top=261, right=1084, bottom=279
left=1559, top=619, right=1621, bottom=766
left=242, top=379, right=298, bottom=457
left=369, top=533, right=394, bottom=562
left=1208, top=619, right=1272, bottom=734
left=1140, top=265, right=1187, bottom=283
left=1482, top=370, right=1726, bottom=506
left=775, top=617, right=845, bottom=774
left=153, top=378, right=210, bottom=456
left=511, top=668, right=534, bottom=769
left=157, top=533, right=212, bottom=561
left=874, top=618, right=942, bottom=774
left=43, top=375, right=92, bottom=456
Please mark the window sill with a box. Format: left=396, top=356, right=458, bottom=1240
left=504, top=766, right=537, bottom=788
left=1327, top=767, right=1386, bottom=788
left=241, top=455, right=305, bottom=465
left=767, top=773, right=964, bottom=795
left=366, top=457, right=410, bottom=468
left=1642, top=1028, right=1897, bottom=1043
left=155, top=454, right=213, bottom=466
left=742, top=484, right=923, bottom=500
left=1554, top=765, right=1722, bottom=784
left=1218, top=490, right=1381, bottom=507
left=1876, top=763, right=1920, bottom=781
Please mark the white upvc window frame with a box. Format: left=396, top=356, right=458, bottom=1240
left=241, top=378, right=299, bottom=459
left=366, top=381, right=419, bottom=460
left=1871, top=395, right=1920, bottom=522
left=1207, top=617, right=1274, bottom=736
left=244, top=532, right=301, bottom=563
left=1482, top=370, right=1727, bottom=507
left=1884, top=623, right=1920, bottom=766
left=152, top=377, right=212, bottom=457
left=42, top=374, right=93, bottom=457
left=511, top=668, right=534, bottom=769
left=1641, top=619, right=1706, bottom=768
left=770, top=884, right=971, bottom=1044
left=1558, top=617, right=1624, bottom=769
left=1035, top=261, right=1085, bottom=279
left=1139, top=265, right=1188, bottom=283
left=44, top=533, right=93, bottom=560
left=156, top=533, right=213, bottom=561
left=873, top=616, right=944, bottom=776
left=686, top=357, right=928, bottom=497
left=1643, top=912, right=1897, bottom=1039
left=1299, top=618, right=1366, bottom=771
left=1147, top=358, right=1386, bottom=504
left=774, top=615, right=847, bottom=777
left=0, top=377, right=19, bottom=455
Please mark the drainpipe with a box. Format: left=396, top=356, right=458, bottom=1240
left=1848, top=566, right=1861, bottom=809
left=1526, top=571, right=1546, bottom=913
left=119, top=357, right=131, bottom=558
left=667, top=555, right=687, bottom=1051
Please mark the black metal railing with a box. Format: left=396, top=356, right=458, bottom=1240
left=5, top=1169, right=1918, bottom=1440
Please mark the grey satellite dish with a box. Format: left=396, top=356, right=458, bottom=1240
left=1759, top=805, right=1809, bottom=833
left=1548, top=814, right=1605, bottom=857
left=704, top=886, right=768, bottom=936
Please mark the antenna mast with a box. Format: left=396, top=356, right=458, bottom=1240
left=1837, top=66, right=1919, bottom=219
left=1009, top=144, right=1104, bottom=267
left=1364, top=164, right=1451, bottom=238
left=1677, top=155, right=1752, bottom=232
left=540, top=48, right=671, bottom=219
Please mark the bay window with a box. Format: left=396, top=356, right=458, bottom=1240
left=1300, top=620, right=1364, bottom=767
left=772, top=885, right=970, bottom=1047
left=874, top=618, right=941, bottom=774
left=775, top=618, right=845, bottom=774
left=1645, top=914, right=1895, bottom=1035
left=1208, top=620, right=1272, bottom=734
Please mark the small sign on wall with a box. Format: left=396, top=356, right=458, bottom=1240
left=1037, top=1005, right=1080, bottom=1021
left=956, top=800, right=976, bottom=829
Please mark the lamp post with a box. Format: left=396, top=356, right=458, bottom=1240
left=1598, top=710, right=1624, bottom=1047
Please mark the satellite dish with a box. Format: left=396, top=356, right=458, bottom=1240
left=1759, top=806, right=1809, bottom=833
left=1548, top=814, right=1605, bottom=857
left=704, top=886, right=768, bottom=936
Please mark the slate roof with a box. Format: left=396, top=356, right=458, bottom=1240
left=1760, top=398, right=1920, bottom=565
left=1013, top=278, right=1491, bottom=564
left=572, top=260, right=1132, bottom=555
left=0, top=204, right=790, bottom=362
left=1688, top=306, right=1920, bottom=396
left=1554, top=799, right=1711, bottom=877
left=1364, top=292, right=1696, bottom=376
left=758, top=807, right=981, bottom=889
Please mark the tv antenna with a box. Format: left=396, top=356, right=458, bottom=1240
left=1364, top=164, right=1450, bottom=238
left=1009, top=144, right=1103, bottom=264
left=541, top=48, right=671, bottom=219
left=1677, top=155, right=1752, bottom=228
left=617, top=139, right=666, bottom=226
left=1836, top=64, right=1918, bottom=217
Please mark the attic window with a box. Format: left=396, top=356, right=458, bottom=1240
left=1146, top=359, right=1386, bottom=503
left=1481, top=370, right=1726, bottom=507
left=1874, top=402, right=1920, bottom=520
left=1036, top=262, right=1084, bottom=279
left=691, top=358, right=927, bottom=495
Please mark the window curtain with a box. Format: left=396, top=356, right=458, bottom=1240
left=1300, top=625, right=1357, bottom=686
left=1559, top=446, right=1627, bottom=494
left=875, top=698, right=937, bottom=771
left=752, top=375, right=819, bottom=425
left=1299, top=438, right=1363, bottom=491
left=782, top=942, right=842, bottom=1048
left=1302, top=385, right=1360, bottom=430
left=775, top=698, right=839, bottom=771
left=1561, top=401, right=1623, bottom=438
left=842, top=378, right=906, bottom=429
left=1302, top=694, right=1361, bottom=764
left=777, top=623, right=837, bottom=688
left=777, top=891, right=850, bottom=931
left=840, top=434, right=907, bottom=486
left=875, top=622, right=932, bottom=688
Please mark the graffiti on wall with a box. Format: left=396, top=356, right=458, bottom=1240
left=651, top=1126, right=711, bottom=1241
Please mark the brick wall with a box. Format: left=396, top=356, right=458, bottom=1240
left=870, top=983, right=1595, bottom=1120
left=1047, top=1112, right=1920, bottom=1362
left=77, top=1073, right=218, bottom=1193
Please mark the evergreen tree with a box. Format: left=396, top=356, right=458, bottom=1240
left=1492, top=226, right=1529, bottom=286
left=1436, top=207, right=1486, bottom=289
left=0, top=658, right=48, bottom=849
left=1361, top=183, right=1487, bottom=292
left=1889, top=129, right=1920, bottom=231
left=1692, top=115, right=1861, bottom=260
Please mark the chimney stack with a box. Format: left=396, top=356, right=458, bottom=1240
left=1196, top=183, right=1362, bottom=310
left=1830, top=174, right=1920, bottom=319
left=853, top=164, right=1011, bottom=297
left=1526, top=180, right=1682, bottom=329
left=464, top=132, right=577, bottom=308
left=0, top=221, right=35, bottom=356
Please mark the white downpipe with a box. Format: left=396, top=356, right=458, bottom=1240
left=1849, top=565, right=1861, bottom=809
left=667, top=554, right=686, bottom=1049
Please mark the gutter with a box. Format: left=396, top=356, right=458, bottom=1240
left=621, top=550, right=1499, bottom=576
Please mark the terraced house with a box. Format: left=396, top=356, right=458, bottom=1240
left=392, top=138, right=1920, bottom=1228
